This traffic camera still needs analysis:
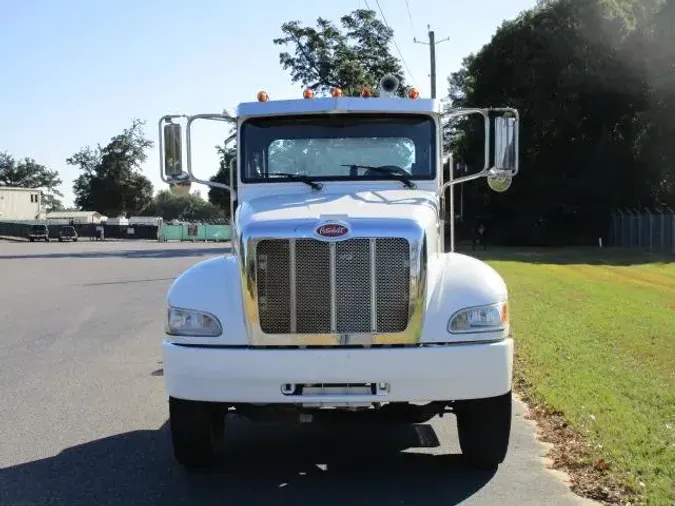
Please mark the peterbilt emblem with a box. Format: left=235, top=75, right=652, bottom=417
left=315, top=223, right=349, bottom=238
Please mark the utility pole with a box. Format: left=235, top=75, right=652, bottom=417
left=414, top=25, right=449, bottom=98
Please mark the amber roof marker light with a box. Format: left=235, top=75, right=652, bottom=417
left=257, top=91, right=269, bottom=102
left=331, top=87, right=343, bottom=98
left=360, top=87, right=373, bottom=98
left=303, top=89, right=315, bottom=99
left=408, top=87, right=420, bottom=100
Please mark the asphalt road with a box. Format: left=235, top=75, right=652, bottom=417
left=0, top=240, right=595, bottom=506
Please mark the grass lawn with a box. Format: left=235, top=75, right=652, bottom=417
left=468, top=247, right=675, bottom=506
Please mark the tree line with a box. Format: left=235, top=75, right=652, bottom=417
left=211, top=1, right=675, bottom=245
left=0, top=119, right=229, bottom=223
left=449, top=0, right=674, bottom=245
left=2, top=1, right=673, bottom=242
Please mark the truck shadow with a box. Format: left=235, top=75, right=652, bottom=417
left=0, top=417, right=496, bottom=506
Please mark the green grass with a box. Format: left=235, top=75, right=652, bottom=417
left=469, top=247, right=675, bottom=506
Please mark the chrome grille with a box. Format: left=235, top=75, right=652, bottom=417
left=255, top=237, right=411, bottom=334
left=335, top=239, right=372, bottom=332
left=295, top=240, right=331, bottom=333
left=255, top=240, right=290, bottom=334
left=376, top=238, right=410, bottom=332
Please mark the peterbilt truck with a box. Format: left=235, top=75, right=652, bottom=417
left=159, top=74, right=519, bottom=471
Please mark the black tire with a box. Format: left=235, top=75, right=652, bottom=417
left=169, top=397, right=225, bottom=470
left=455, top=391, right=512, bottom=468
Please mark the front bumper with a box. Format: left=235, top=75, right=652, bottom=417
left=162, top=339, right=513, bottom=404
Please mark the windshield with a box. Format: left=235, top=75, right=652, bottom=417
left=240, top=114, right=436, bottom=183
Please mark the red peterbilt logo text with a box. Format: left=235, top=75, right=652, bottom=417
left=316, top=224, right=349, bottom=238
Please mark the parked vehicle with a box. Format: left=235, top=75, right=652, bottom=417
left=27, top=224, right=49, bottom=242
left=58, top=226, right=78, bottom=242
left=158, top=74, right=520, bottom=471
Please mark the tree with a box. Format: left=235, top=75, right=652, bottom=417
left=274, top=9, right=407, bottom=97
left=208, top=142, right=237, bottom=219
left=144, top=189, right=226, bottom=222
left=0, top=152, right=64, bottom=211
left=446, top=0, right=667, bottom=245
left=67, top=119, right=154, bottom=217
left=630, top=0, right=675, bottom=207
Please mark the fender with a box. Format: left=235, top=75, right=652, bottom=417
left=166, top=255, right=248, bottom=346
left=420, top=252, right=509, bottom=343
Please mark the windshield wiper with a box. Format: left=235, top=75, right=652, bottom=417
left=342, top=164, right=416, bottom=189
left=268, top=172, right=323, bottom=190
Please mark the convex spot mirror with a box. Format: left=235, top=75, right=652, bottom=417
left=163, top=123, right=183, bottom=179
left=169, top=180, right=192, bottom=197
left=487, top=168, right=512, bottom=192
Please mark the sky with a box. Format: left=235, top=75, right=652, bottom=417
left=1, top=0, right=537, bottom=209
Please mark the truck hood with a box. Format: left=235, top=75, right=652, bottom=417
left=236, top=189, right=439, bottom=230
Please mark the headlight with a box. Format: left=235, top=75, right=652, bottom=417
left=166, top=307, right=222, bottom=337
left=448, top=301, right=508, bottom=334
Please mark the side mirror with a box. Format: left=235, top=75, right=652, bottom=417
left=493, top=116, right=517, bottom=172
left=439, top=107, right=519, bottom=196
left=163, top=123, right=183, bottom=178
left=488, top=115, right=518, bottom=193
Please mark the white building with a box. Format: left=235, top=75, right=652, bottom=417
left=0, top=187, right=43, bottom=221
left=105, top=216, right=129, bottom=225
left=46, top=211, right=105, bottom=224
left=128, top=216, right=163, bottom=226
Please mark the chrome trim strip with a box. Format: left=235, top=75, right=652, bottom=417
left=329, top=242, right=337, bottom=333
left=408, top=237, right=419, bottom=322
left=369, top=238, right=377, bottom=332
left=289, top=239, right=297, bottom=333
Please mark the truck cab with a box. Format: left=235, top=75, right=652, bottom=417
left=159, top=76, right=519, bottom=471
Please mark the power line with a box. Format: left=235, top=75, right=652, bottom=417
left=404, top=0, right=417, bottom=36
left=367, top=0, right=418, bottom=87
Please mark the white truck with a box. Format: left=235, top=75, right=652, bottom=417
left=158, top=75, right=519, bottom=471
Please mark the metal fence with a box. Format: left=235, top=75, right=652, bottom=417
left=159, top=223, right=231, bottom=242
left=0, top=220, right=232, bottom=243
left=610, top=208, right=675, bottom=253
left=0, top=220, right=160, bottom=241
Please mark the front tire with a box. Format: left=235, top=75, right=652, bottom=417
left=169, top=397, right=225, bottom=470
left=455, top=391, right=512, bottom=468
